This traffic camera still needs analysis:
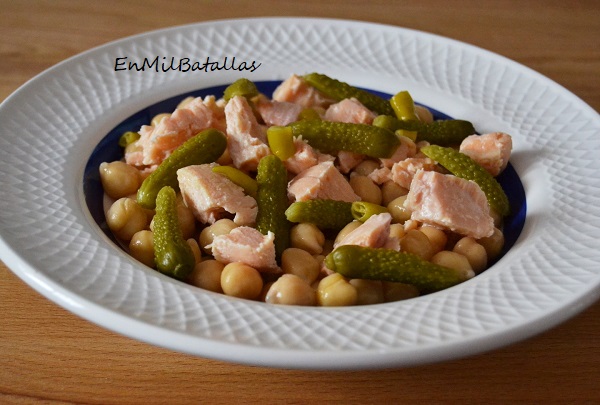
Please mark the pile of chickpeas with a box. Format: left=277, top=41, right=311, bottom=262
left=99, top=103, right=506, bottom=307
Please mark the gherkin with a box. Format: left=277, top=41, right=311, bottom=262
left=287, top=120, right=399, bottom=158
left=372, top=115, right=475, bottom=146
left=325, top=245, right=472, bottom=294
left=153, top=186, right=195, bottom=280
left=136, top=128, right=227, bottom=209
left=256, top=155, right=291, bottom=259
left=303, top=72, right=395, bottom=116
left=285, top=199, right=354, bottom=230
left=420, top=145, right=510, bottom=216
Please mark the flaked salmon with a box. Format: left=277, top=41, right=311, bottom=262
left=125, top=96, right=225, bottom=167
left=284, top=137, right=335, bottom=175
left=334, top=213, right=399, bottom=250
left=225, top=95, right=271, bottom=172
left=273, top=74, right=335, bottom=109
left=210, top=227, right=280, bottom=272
left=324, top=97, right=377, bottom=125
left=177, top=163, right=257, bottom=226
left=404, top=170, right=494, bottom=239
left=459, top=132, right=512, bottom=176
left=287, top=161, right=360, bottom=202
left=255, top=96, right=303, bottom=126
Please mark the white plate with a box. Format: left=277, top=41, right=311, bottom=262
left=1, top=18, right=599, bottom=370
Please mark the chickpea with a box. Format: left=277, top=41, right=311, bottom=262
left=176, top=197, right=196, bottom=240
left=289, top=223, right=325, bottom=255
left=216, top=148, right=233, bottom=166
left=349, top=279, right=384, bottom=305
left=199, top=219, right=238, bottom=254
left=431, top=251, right=473, bottom=277
left=187, top=238, right=202, bottom=264
left=99, top=161, right=141, bottom=199
left=419, top=225, right=448, bottom=254
left=352, top=159, right=380, bottom=177
left=400, top=229, right=434, bottom=260
left=188, top=259, right=224, bottom=293
left=265, top=274, right=317, bottom=306
left=334, top=220, right=362, bottom=245
left=281, top=248, right=320, bottom=284
left=453, top=237, right=488, bottom=273
left=317, top=273, right=358, bottom=307
left=349, top=175, right=382, bottom=205
left=382, top=282, right=420, bottom=302
left=389, top=223, right=405, bottom=241
left=129, top=230, right=154, bottom=267
left=151, top=112, right=170, bottom=126
left=478, top=227, right=505, bottom=260
left=414, top=105, right=434, bottom=123
left=387, top=195, right=412, bottom=223
left=381, top=181, right=408, bottom=206
left=106, top=197, right=149, bottom=241
left=220, top=262, right=263, bottom=300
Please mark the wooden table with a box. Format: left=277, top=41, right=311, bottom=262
left=1, top=1, right=599, bottom=403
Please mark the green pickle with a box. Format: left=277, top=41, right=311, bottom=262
left=420, top=145, right=510, bottom=216
left=223, top=78, right=259, bottom=101
left=373, top=115, right=475, bottom=146
left=212, top=165, right=258, bottom=198
left=256, top=155, right=291, bottom=259
left=118, top=131, right=140, bottom=147
left=136, top=128, right=227, bottom=209
left=390, top=91, right=419, bottom=121
left=285, top=199, right=354, bottom=231
left=153, top=186, right=195, bottom=280
left=351, top=201, right=388, bottom=222
left=303, top=72, right=395, bottom=116
left=287, top=120, right=399, bottom=158
left=325, top=245, right=472, bottom=294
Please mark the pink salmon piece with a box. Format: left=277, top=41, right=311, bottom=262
left=404, top=170, right=494, bottom=239
left=287, top=161, right=360, bottom=202
left=459, top=132, right=512, bottom=177
left=177, top=163, right=257, bottom=226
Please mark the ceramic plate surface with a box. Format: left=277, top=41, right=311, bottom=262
left=0, top=18, right=598, bottom=370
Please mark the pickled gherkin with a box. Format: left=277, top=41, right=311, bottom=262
left=287, top=120, right=399, bottom=158
left=420, top=145, right=510, bottom=216
left=373, top=115, right=475, bottom=146
left=153, top=186, right=195, bottom=280
left=325, top=245, right=474, bottom=294
left=303, top=72, right=395, bottom=116
left=136, top=129, right=227, bottom=209
left=285, top=199, right=354, bottom=230
left=256, top=155, right=291, bottom=259
left=223, top=78, right=259, bottom=101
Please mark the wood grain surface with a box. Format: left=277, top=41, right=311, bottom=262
left=1, top=1, right=599, bottom=404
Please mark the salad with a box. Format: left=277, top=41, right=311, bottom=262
left=99, top=73, right=512, bottom=306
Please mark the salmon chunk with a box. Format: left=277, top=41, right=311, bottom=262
left=287, top=161, right=360, bottom=202
left=225, top=95, right=271, bottom=172
left=334, top=213, right=399, bottom=250
left=459, top=132, right=512, bottom=176
left=390, top=157, right=438, bottom=189
left=126, top=96, right=224, bottom=167
left=284, top=137, right=335, bottom=175
left=210, top=227, right=279, bottom=272
left=380, top=135, right=417, bottom=168
left=404, top=170, right=494, bottom=239
left=255, top=96, right=303, bottom=126
left=273, top=74, right=335, bottom=109
left=324, top=98, right=377, bottom=125
left=177, top=164, right=257, bottom=226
